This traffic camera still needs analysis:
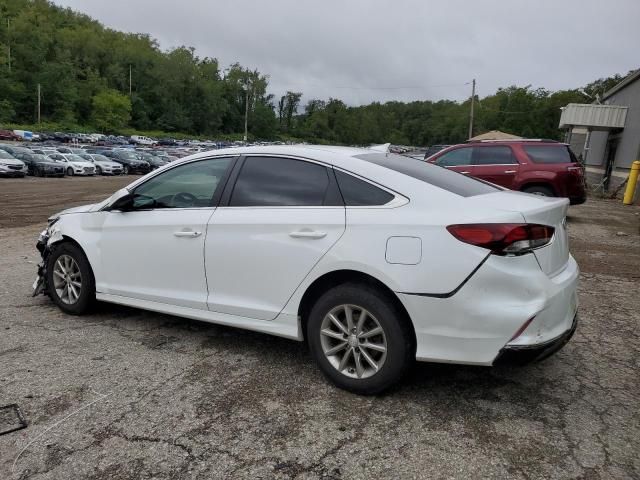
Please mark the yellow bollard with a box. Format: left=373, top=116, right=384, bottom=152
left=623, top=161, right=640, bottom=205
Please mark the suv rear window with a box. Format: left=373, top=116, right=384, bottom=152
left=523, top=145, right=573, bottom=164
left=355, top=153, right=499, bottom=197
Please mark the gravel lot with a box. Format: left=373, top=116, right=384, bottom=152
left=1, top=177, right=639, bottom=479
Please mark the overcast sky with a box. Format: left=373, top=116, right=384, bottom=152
left=54, top=0, right=639, bottom=106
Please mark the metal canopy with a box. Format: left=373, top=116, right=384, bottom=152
left=559, top=103, right=628, bottom=130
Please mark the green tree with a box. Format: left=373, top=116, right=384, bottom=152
left=91, top=89, right=131, bottom=132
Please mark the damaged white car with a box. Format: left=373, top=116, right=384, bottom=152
left=33, top=145, right=579, bottom=394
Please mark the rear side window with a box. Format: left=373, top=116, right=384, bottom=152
left=472, top=146, right=517, bottom=165
left=335, top=170, right=394, bottom=206
left=230, top=157, right=331, bottom=207
left=355, top=153, right=499, bottom=197
left=523, top=145, right=573, bottom=164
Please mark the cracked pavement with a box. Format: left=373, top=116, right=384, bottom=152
left=0, top=177, right=639, bottom=479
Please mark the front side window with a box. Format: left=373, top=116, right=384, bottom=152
left=230, top=157, right=331, bottom=207
left=132, top=158, right=232, bottom=209
left=472, top=146, right=517, bottom=165
left=335, top=170, right=394, bottom=206
left=435, top=148, right=472, bottom=167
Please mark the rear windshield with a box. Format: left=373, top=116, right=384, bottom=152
left=523, top=145, right=574, bottom=164
left=355, top=153, right=500, bottom=197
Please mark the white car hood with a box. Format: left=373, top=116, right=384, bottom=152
left=55, top=203, right=97, bottom=217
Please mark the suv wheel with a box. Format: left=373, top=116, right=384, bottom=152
left=307, top=283, right=414, bottom=394
left=66, top=167, right=74, bottom=176
left=46, top=242, right=95, bottom=315
left=523, top=185, right=554, bottom=197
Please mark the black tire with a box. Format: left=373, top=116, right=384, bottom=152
left=123, top=165, right=130, bottom=175
left=95, top=166, right=102, bottom=175
left=46, top=242, right=95, bottom=315
left=523, top=185, right=554, bottom=197
left=307, top=283, right=414, bottom=395
left=38, top=168, right=45, bottom=178
left=66, top=167, right=74, bottom=176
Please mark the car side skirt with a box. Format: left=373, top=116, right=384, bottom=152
left=96, top=293, right=301, bottom=341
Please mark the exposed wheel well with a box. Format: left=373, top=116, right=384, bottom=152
left=520, top=182, right=556, bottom=196
left=297, top=269, right=416, bottom=345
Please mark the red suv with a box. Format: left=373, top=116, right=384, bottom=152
left=426, top=140, right=586, bottom=204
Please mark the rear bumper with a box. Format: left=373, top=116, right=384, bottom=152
left=398, top=253, right=579, bottom=365
left=493, top=313, right=578, bottom=365
left=569, top=193, right=587, bottom=205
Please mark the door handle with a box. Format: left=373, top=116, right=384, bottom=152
left=460, top=171, right=471, bottom=175
left=504, top=170, right=516, bottom=174
left=289, top=230, right=327, bottom=239
left=174, top=230, right=202, bottom=238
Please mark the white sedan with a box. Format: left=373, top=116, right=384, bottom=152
left=46, top=153, right=95, bottom=176
left=33, top=145, right=579, bottom=393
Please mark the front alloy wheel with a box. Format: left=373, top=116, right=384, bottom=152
left=46, top=242, right=95, bottom=314
left=52, top=254, right=82, bottom=304
left=66, top=167, right=74, bottom=176
left=320, top=304, right=387, bottom=379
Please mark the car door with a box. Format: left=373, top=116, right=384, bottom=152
left=99, top=156, right=235, bottom=309
left=205, top=155, right=346, bottom=320
left=471, top=145, right=519, bottom=189
left=433, top=147, right=474, bottom=176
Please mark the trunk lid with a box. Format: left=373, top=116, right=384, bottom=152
left=472, top=191, right=570, bottom=276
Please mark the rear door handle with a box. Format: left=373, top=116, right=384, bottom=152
left=289, top=230, right=327, bottom=239
left=460, top=171, right=471, bottom=175
left=504, top=170, right=517, bottom=174
left=174, top=230, right=202, bottom=238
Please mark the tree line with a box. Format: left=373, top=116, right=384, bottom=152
left=0, top=0, right=631, bottom=145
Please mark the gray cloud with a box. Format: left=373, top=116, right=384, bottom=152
left=54, top=0, right=639, bottom=105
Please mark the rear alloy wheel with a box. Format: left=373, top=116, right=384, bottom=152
left=123, top=165, right=130, bottom=175
left=46, top=242, right=95, bottom=315
left=66, top=167, right=74, bottom=176
left=307, top=283, right=414, bottom=394
left=523, top=185, right=553, bottom=197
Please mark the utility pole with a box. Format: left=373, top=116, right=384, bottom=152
left=129, top=64, right=132, bottom=97
left=37, top=83, right=41, bottom=124
left=468, top=78, right=476, bottom=139
left=243, top=81, right=250, bottom=142
left=7, top=18, right=11, bottom=73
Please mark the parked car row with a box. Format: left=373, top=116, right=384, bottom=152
left=0, top=142, right=196, bottom=178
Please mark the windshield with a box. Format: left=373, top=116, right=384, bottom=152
left=118, top=151, right=139, bottom=160
left=0, top=150, right=14, bottom=159
left=66, top=154, right=86, bottom=162
left=93, top=154, right=111, bottom=162
left=32, top=154, right=48, bottom=162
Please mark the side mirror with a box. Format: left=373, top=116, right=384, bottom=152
left=105, top=193, right=134, bottom=212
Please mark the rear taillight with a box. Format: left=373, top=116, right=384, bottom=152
left=446, top=223, right=555, bottom=256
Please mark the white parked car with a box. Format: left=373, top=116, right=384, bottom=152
left=131, top=135, right=156, bottom=146
left=33, top=146, right=579, bottom=393
left=80, top=154, right=124, bottom=175
left=47, top=153, right=96, bottom=176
